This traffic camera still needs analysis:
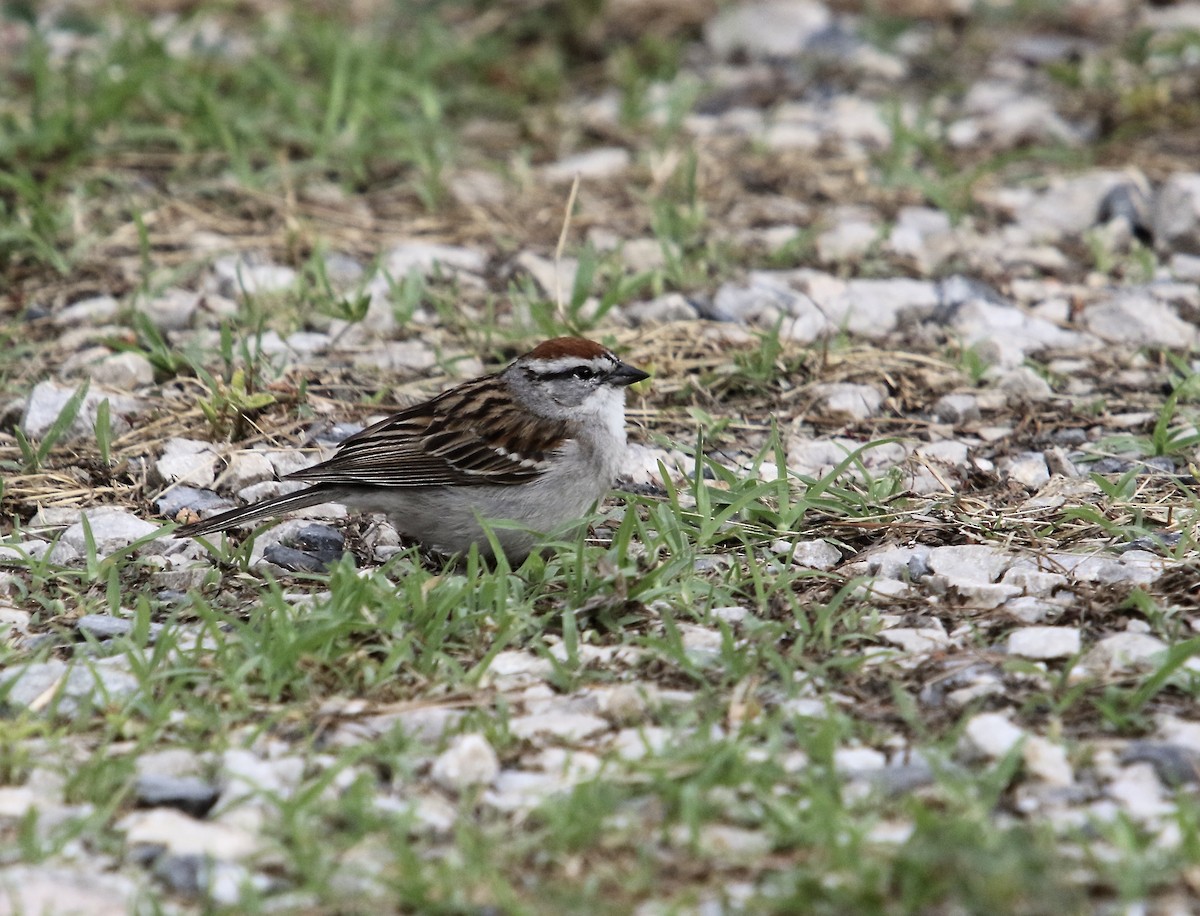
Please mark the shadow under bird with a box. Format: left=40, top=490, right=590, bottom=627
left=175, top=337, right=650, bottom=562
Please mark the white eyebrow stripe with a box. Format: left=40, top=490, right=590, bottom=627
left=530, top=356, right=613, bottom=374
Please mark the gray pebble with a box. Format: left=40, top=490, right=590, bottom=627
left=135, top=773, right=220, bottom=818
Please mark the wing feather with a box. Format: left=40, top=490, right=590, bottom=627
left=285, top=378, right=573, bottom=488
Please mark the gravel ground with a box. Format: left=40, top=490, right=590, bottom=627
left=3, top=1, right=1200, bottom=913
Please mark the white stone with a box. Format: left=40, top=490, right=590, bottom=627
left=1153, top=172, right=1200, bottom=253
left=431, top=733, right=499, bottom=791
left=212, top=256, right=297, bottom=296
left=787, top=436, right=907, bottom=479
left=624, top=293, right=698, bottom=325
left=91, top=352, right=155, bottom=390
left=1082, top=632, right=1168, bottom=674
left=1000, top=451, right=1051, bottom=489
left=215, top=451, right=276, bottom=491
left=1023, top=737, right=1074, bottom=786
left=542, top=147, right=631, bottom=183
left=1001, top=567, right=1069, bottom=597
left=54, top=295, right=120, bottom=326
left=21, top=380, right=141, bottom=441
left=157, top=437, right=218, bottom=487
left=816, top=215, right=879, bottom=263
left=693, top=824, right=773, bottom=862
left=833, top=747, right=887, bottom=773
left=933, top=394, right=980, bottom=425
left=218, top=748, right=304, bottom=806
left=1006, top=626, right=1081, bottom=660
left=1084, top=292, right=1199, bottom=348
left=1013, top=170, right=1133, bottom=240
left=610, top=726, right=672, bottom=760
left=0, top=866, right=142, bottom=916
left=484, top=769, right=571, bottom=811
left=137, top=287, right=202, bottom=330
left=704, top=0, right=831, bottom=60
left=812, top=382, right=884, bottom=419
left=382, top=241, right=485, bottom=278
left=509, top=712, right=609, bottom=743
left=118, top=807, right=263, bottom=859
left=484, top=650, right=553, bottom=685
left=964, top=712, right=1026, bottom=759
left=784, top=539, right=842, bottom=570
left=1107, top=763, right=1173, bottom=820
left=926, top=545, right=1013, bottom=584
left=62, top=508, right=159, bottom=557
left=879, top=625, right=950, bottom=654
left=950, top=581, right=1024, bottom=609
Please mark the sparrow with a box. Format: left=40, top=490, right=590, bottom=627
left=175, top=337, right=650, bottom=561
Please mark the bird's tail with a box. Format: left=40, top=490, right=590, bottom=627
left=173, top=485, right=347, bottom=538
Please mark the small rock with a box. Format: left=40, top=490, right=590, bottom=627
left=218, top=749, right=304, bottom=807
left=879, top=622, right=950, bottom=654
left=1107, top=762, right=1173, bottom=821
left=1084, top=292, right=1199, bottom=348
left=157, top=438, right=218, bottom=487
left=1, top=659, right=140, bottom=718
left=812, top=382, right=884, bottom=420
left=1001, top=451, right=1051, bottom=488
left=77, top=614, right=163, bottom=642
left=509, top=712, right=609, bottom=742
left=484, top=650, right=554, bottom=687
left=135, top=288, right=202, bottom=330
left=431, top=733, right=500, bottom=792
left=155, top=486, right=233, bottom=520
left=383, top=241, right=485, bottom=279
left=678, top=623, right=723, bottom=665
left=995, top=367, right=1054, bottom=403
left=1004, top=597, right=1065, bottom=625
left=1012, top=170, right=1135, bottom=241
left=135, top=773, right=220, bottom=818
left=1023, top=737, right=1074, bottom=786
left=21, top=380, right=141, bottom=441
left=53, top=295, right=120, bottom=326
left=1121, top=742, right=1200, bottom=787
left=704, top=0, right=831, bottom=60
left=1001, top=567, right=1070, bottom=597
left=1081, top=632, right=1168, bottom=675
left=91, top=352, right=155, bottom=390
left=933, top=393, right=980, bottom=425
left=542, top=147, right=630, bottom=183
left=816, top=208, right=880, bottom=263
left=624, top=293, right=699, bottom=325
left=0, top=866, right=142, bottom=916
left=595, top=685, right=649, bottom=725
left=693, top=824, right=773, bottom=862
left=214, top=451, right=276, bottom=492
left=484, top=769, right=573, bottom=811
left=211, top=255, right=297, bottom=297
left=1006, top=626, right=1081, bottom=660
left=834, top=747, right=887, bottom=773
left=120, top=807, right=263, bottom=859
left=62, top=508, right=159, bottom=557
left=926, top=544, right=1013, bottom=583
left=1153, top=172, right=1200, bottom=254
left=783, top=539, right=842, bottom=570
left=964, top=712, right=1026, bottom=759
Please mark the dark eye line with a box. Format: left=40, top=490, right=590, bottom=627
left=538, top=365, right=603, bottom=381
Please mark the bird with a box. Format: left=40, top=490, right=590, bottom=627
left=174, top=337, right=650, bottom=562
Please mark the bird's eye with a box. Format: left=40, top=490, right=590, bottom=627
left=571, top=366, right=596, bottom=380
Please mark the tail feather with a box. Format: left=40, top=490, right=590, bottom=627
left=174, top=485, right=349, bottom=538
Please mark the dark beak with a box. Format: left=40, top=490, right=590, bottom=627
left=610, top=360, right=650, bottom=387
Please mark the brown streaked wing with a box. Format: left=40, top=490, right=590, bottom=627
left=285, top=379, right=573, bottom=488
